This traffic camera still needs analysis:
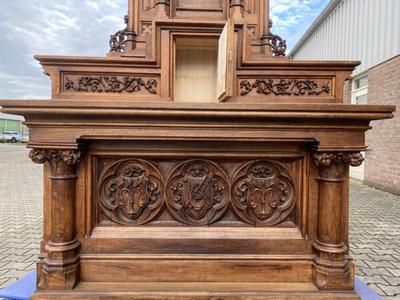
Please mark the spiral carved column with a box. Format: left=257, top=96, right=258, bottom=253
left=29, top=149, right=81, bottom=290
left=312, top=152, right=364, bottom=290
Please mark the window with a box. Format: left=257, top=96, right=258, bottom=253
left=350, top=73, right=368, bottom=181
left=355, top=94, right=368, bottom=105
left=355, top=76, right=368, bottom=90
left=351, top=74, right=368, bottom=105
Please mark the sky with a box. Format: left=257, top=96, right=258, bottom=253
left=0, top=0, right=330, bottom=99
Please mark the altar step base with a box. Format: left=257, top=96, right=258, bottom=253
left=32, top=282, right=360, bottom=300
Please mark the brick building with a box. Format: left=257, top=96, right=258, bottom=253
left=289, top=0, right=400, bottom=194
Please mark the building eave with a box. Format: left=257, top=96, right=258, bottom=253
left=0, top=112, right=24, bottom=121
left=289, top=0, right=342, bottom=58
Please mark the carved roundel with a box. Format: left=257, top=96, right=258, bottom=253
left=98, top=159, right=164, bottom=225
left=166, top=160, right=229, bottom=225
left=231, top=161, right=296, bottom=226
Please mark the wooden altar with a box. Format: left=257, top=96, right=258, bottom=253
left=0, top=1, right=395, bottom=299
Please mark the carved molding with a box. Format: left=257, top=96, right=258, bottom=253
left=313, top=152, right=364, bottom=167
left=64, top=76, right=158, bottom=94
left=155, top=0, right=170, bottom=5
left=29, top=149, right=81, bottom=176
left=240, top=79, right=331, bottom=97
left=99, top=159, right=164, bottom=225
left=166, top=160, right=229, bottom=225
left=230, top=0, right=244, bottom=7
left=231, top=161, right=296, bottom=226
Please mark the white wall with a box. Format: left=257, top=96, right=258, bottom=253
left=290, top=0, right=400, bottom=76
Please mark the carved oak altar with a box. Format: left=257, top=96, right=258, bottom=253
left=0, top=1, right=395, bottom=299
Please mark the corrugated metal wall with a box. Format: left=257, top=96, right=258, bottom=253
left=291, top=0, right=400, bottom=76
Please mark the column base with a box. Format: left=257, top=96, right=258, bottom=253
left=37, top=261, right=80, bottom=290
left=313, top=241, right=354, bottom=291
left=37, top=239, right=81, bottom=290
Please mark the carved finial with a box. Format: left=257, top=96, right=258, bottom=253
left=261, top=19, right=287, bottom=56
left=109, top=15, right=134, bottom=53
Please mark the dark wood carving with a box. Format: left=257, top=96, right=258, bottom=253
left=64, top=76, right=157, bottom=94
left=29, top=149, right=81, bottom=289
left=240, top=79, right=331, bottom=96
left=29, top=149, right=81, bottom=176
left=109, top=15, right=130, bottom=53
left=312, top=151, right=364, bottom=290
left=261, top=20, right=287, bottom=56
left=0, top=0, right=395, bottom=298
left=166, top=160, right=229, bottom=225
left=313, top=152, right=365, bottom=167
left=99, top=159, right=164, bottom=225
left=231, top=161, right=296, bottom=226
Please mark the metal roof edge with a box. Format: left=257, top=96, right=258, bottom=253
left=289, top=0, right=342, bottom=58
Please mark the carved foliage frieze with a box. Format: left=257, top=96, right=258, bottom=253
left=165, top=160, right=229, bottom=225
left=99, top=159, right=164, bottom=225
left=64, top=76, right=158, bottom=94
left=231, top=161, right=296, bottom=226
left=240, top=79, right=331, bottom=97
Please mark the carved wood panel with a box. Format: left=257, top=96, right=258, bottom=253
left=239, top=79, right=332, bottom=97
left=98, top=159, right=164, bottom=225
left=62, top=75, right=159, bottom=95
left=95, top=157, right=299, bottom=227
left=165, top=160, right=229, bottom=225
left=231, top=161, right=296, bottom=226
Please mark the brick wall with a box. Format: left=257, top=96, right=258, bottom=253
left=343, top=79, right=352, bottom=104
left=365, top=54, right=400, bottom=195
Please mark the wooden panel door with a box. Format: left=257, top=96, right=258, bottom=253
left=217, top=20, right=234, bottom=102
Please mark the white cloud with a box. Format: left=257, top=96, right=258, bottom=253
left=0, top=0, right=328, bottom=99
left=0, top=0, right=127, bottom=99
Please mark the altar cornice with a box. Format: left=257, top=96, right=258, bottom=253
left=0, top=100, right=394, bottom=121
left=34, top=54, right=360, bottom=71
left=0, top=100, right=394, bottom=153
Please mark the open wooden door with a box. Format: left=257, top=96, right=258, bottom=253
left=217, top=20, right=235, bottom=102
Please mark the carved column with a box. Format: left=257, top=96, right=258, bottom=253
left=155, top=0, right=170, bottom=18
left=312, top=152, right=364, bottom=290
left=125, top=0, right=137, bottom=52
left=29, top=149, right=81, bottom=290
left=229, top=0, right=244, bottom=22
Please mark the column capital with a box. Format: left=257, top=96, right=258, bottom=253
left=29, top=149, right=81, bottom=176
left=313, top=152, right=364, bottom=168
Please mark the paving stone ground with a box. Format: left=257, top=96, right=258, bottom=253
left=0, top=143, right=399, bottom=299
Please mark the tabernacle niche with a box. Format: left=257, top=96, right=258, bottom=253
left=174, top=37, right=219, bottom=103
